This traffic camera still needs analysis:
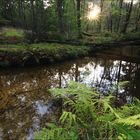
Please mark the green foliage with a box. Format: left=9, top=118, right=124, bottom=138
left=0, top=43, right=90, bottom=67
left=2, top=28, right=24, bottom=38
left=36, top=82, right=140, bottom=140
left=0, top=43, right=89, bottom=53
left=0, top=18, right=10, bottom=26
left=117, top=114, right=140, bottom=127
left=0, top=0, right=140, bottom=42
left=119, top=81, right=130, bottom=88
left=81, top=31, right=140, bottom=44
left=124, top=32, right=140, bottom=40
left=60, top=111, right=76, bottom=126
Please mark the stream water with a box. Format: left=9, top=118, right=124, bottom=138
left=0, top=45, right=140, bottom=140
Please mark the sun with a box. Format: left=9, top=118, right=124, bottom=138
left=87, top=5, right=101, bottom=21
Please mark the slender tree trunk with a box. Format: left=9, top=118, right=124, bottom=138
left=18, top=0, right=22, bottom=26
left=135, top=14, right=140, bottom=31
left=56, top=0, right=64, bottom=34
left=109, top=1, right=113, bottom=32
left=135, top=2, right=140, bottom=31
left=117, top=0, right=123, bottom=32
left=22, top=2, right=27, bottom=29
left=30, top=0, right=36, bottom=41
left=99, top=0, right=104, bottom=32
left=122, top=0, right=133, bottom=33
left=76, top=0, right=81, bottom=38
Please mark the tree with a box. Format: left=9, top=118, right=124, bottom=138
left=56, top=0, right=64, bottom=34
left=135, top=1, right=140, bottom=31
left=122, top=0, right=134, bottom=33
left=76, top=0, right=81, bottom=38
left=99, top=0, right=104, bottom=32
left=117, top=0, right=123, bottom=32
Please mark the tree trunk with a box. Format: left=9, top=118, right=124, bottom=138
left=109, top=1, right=113, bottom=32
left=135, top=14, right=140, bottom=31
left=99, top=0, right=104, bottom=32
left=76, top=0, right=81, bottom=38
left=117, top=0, right=123, bottom=32
left=30, top=0, right=36, bottom=33
left=122, top=0, right=133, bottom=33
left=56, top=0, right=64, bottom=34
left=135, top=2, right=140, bottom=31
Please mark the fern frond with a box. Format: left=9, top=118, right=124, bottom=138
left=116, top=114, right=140, bottom=127
left=60, top=111, right=76, bottom=126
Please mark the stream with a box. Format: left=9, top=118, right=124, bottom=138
left=0, top=45, right=140, bottom=140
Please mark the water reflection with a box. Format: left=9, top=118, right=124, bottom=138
left=0, top=45, right=140, bottom=139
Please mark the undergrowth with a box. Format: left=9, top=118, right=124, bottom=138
left=82, top=31, right=140, bottom=44
left=1, top=27, right=24, bottom=37
left=35, top=82, right=140, bottom=140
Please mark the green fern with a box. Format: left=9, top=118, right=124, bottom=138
left=59, top=111, right=76, bottom=126
left=115, top=124, right=140, bottom=140
left=116, top=114, right=140, bottom=127
left=36, top=82, right=140, bottom=140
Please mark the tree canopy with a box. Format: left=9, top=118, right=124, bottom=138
left=0, top=0, right=140, bottom=40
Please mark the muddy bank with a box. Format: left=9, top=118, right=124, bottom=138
left=45, top=39, right=140, bottom=47
left=0, top=43, right=90, bottom=67
left=0, top=40, right=140, bottom=67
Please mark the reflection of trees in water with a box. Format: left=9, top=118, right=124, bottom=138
left=0, top=89, right=53, bottom=140
left=0, top=57, right=140, bottom=139
left=120, top=62, right=140, bottom=98
left=98, top=59, right=118, bottom=92
left=76, top=58, right=140, bottom=103
left=135, top=67, right=140, bottom=97
left=0, top=58, right=91, bottom=140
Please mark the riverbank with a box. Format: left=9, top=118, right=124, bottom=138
left=0, top=39, right=140, bottom=67
left=0, top=43, right=90, bottom=67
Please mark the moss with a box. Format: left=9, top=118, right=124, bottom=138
left=26, top=43, right=90, bottom=56
left=2, top=27, right=25, bottom=38
left=0, top=28, right=25, bottom=44
left=0, top=43, right=90, bottom=67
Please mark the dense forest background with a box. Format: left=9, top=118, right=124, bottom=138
left=0, top=0, right=140, bottom=41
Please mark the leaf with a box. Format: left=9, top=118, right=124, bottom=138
left=115, top=124, right=140, bottom=140
left=116, top=114, right=140, bottom=127
left=59, top=111, right=76, bottom=126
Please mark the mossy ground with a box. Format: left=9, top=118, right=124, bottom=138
left=1, top=27, right=25, bottom=37
left=0, top=27, right=25, bottom=44
left=0, top=43, right=89, bottom=54
left=0, top=43, right=90, bottom=67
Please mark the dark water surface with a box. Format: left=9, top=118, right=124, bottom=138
left=0, top=45, right=140, bottom=140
